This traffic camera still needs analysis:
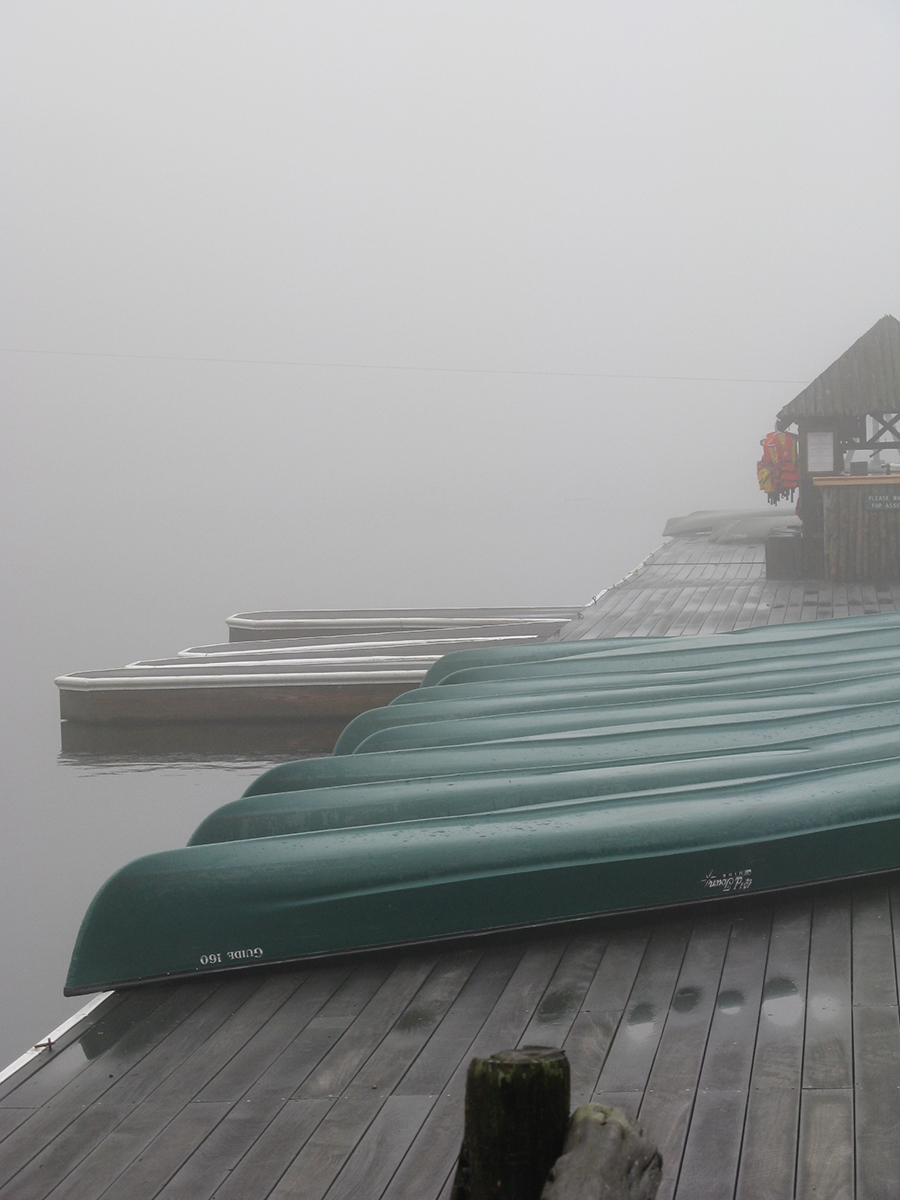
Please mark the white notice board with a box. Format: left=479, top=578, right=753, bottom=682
left=806, top=430, right=835, bottom=473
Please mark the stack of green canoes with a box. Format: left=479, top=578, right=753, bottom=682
left=66, top=612, right=900, bottom=994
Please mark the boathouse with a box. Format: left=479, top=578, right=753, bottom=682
left=775, top=314, right=900, bottom=581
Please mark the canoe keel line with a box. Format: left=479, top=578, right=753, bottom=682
left=65, top=611, right=900, bottom=994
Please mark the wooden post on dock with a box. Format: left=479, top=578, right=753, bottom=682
left=450, top=1047, right=570, bottom=1200
left=450, top=1047, right=663, bottom=1200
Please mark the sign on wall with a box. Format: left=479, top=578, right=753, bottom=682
left=806, top=431, right=835, bottom=473
left=864, top=492, right=900, bottom=512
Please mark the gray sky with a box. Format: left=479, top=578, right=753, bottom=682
left=2, top=0, right=899, bottom=651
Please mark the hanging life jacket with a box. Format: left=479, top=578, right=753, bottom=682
left=757, top=431, right=799, bottom=505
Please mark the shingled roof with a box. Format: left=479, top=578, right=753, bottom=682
left=776, top=314, right=900, bottom=427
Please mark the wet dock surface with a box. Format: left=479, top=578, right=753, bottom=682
left=568, top=537, right=900, bottom=638
left=0, top=875, right=894, bottom=1199
left=9, top=535, right=900, bottom=1197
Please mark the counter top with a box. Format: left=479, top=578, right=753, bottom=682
left=813, top=475, right=900, bottom=486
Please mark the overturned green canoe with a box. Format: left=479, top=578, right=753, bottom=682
left=333, top=651, right=900, bottom=753
left=242, top=698, right=900, bottom=798
left=420, top=611, right=900, bottom=684
left=66, top=755, right=900, bottom=994
left=65, top=612, right=900, bottom=994
left=395, top=641, right=900, bottom=704
left=192, top=726, right=900, bottom=844
left=344, top=675, right=900, bottom=754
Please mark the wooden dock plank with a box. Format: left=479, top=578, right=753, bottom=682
left=672, top=1090, right=748, bottom=1200
left=245, top=961, right=398, bottom=1103
left=852, top=881, right=897, bottom=1008
left=207, top=950, right=465, bottom=1200
left=153, top=1093, right=293, bottom=1200
left=803, top=890, right=853, bottom=1090
left=641, top=587, right=695, bottom=636
left=518, top=932, right=609, bottom=1048
left=393, top=945, right=522, bottom=1097
left=347, top=951, right=481, bottom=1095
left=637, top=914, right=731, bottom=1200
left=853, top=1004, right=900, bottom=1200
left=0, top=981, right=226, bottom=1194
left=8, top=977, right=293, bottom=1200
left=673, top=908, right=771, bottom=1200
left=296, top=956, right=441, bottom=1100
left=733, top=896, right=812, bottom=1200
left=104, top=978, right=295, bottom=1112
left=77, top=1100, right=233, bottom=1200
left=194, top=966, right=350, bottom=1103
left=796, top=1089, right=854, bottom=1200
left=0, top=988, right=166, bottom=1110
left=563, top=927, right=649, bottom=1105
left=592, top=920, right=692, bottom=1097
left=658, top=590, right=707, bottom=637
left=0, top=1108, right=33, bottom=1142
left=382, top=938, right=569, bottom=1200
left=265, top=1089, right=412, bottom=1200
left=0, top=1101, right=138, bottom=1200
left=701, top=584, right=748, bottom=634
left=210, top=1098, right=333, bottom=1200
left=154, top=963, right=401, bottom=1200
left=324, top=1094, right=434, bottom=1200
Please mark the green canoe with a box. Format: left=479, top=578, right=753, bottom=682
left=191, top=726, right=900, bottom=844
left=65, top=613, right=900, bottom=994
left=242, top=699, right=900, bottom=798
left=393, top=641, right=900, bottom=704
left=332, top=651, right=900, bottom=753
left=433, top=627, right=900, bottom=686
left=420, top=611, right=900, bottom=684
left=344, top=675, right=900, bottom=754
left=66, top=755, right=900, bottom=994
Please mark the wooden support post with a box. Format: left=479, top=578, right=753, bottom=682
left=541, top=1103, right=662, bottom=1200
left=450, top=1047, right=570, bottom=1200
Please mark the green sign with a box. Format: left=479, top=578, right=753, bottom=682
left=864, top=492, right=900, bottom=512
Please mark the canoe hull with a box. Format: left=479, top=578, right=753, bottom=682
left=66, top=771, right=900, bottom=994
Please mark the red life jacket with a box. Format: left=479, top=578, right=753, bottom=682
left=757, top=431, right=799, bottom=504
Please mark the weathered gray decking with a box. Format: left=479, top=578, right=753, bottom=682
left=6, top=535, right=900, bottom=1199
left=565, top=536, right=900, bottom=640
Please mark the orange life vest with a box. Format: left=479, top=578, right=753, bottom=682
left=757, top=431, right=799, bottom=504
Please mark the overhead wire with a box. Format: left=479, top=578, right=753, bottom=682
left=0, top=346, right=809, bottom=386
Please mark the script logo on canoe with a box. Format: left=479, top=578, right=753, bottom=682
left=701, top=868, right=752, bottom=894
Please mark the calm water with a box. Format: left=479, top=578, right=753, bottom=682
left=0, top=690, right=290, bottom=1066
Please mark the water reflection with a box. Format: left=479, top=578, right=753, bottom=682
left=394, top=1000, right=445, bottom=1033
left=672, top=986, right=701, bottom=1013
left=538, top=986, right=577, bottom=1022
left=761, top=976, right=804, bottom=1026
left=59, top=719, right=342, bottom=765
left=626, top=1002, right=657, bottom=1041
left=716, top=989, right=745, bottom=1014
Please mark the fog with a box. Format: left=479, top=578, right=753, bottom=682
left=0, top=2, right=898, bottom=1062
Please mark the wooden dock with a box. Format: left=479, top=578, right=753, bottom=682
left=56, top=612, right=578, bottom=731
left=226, top=607, right=580, bottom=642
left=11, top=536, right=900, bottom=1199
